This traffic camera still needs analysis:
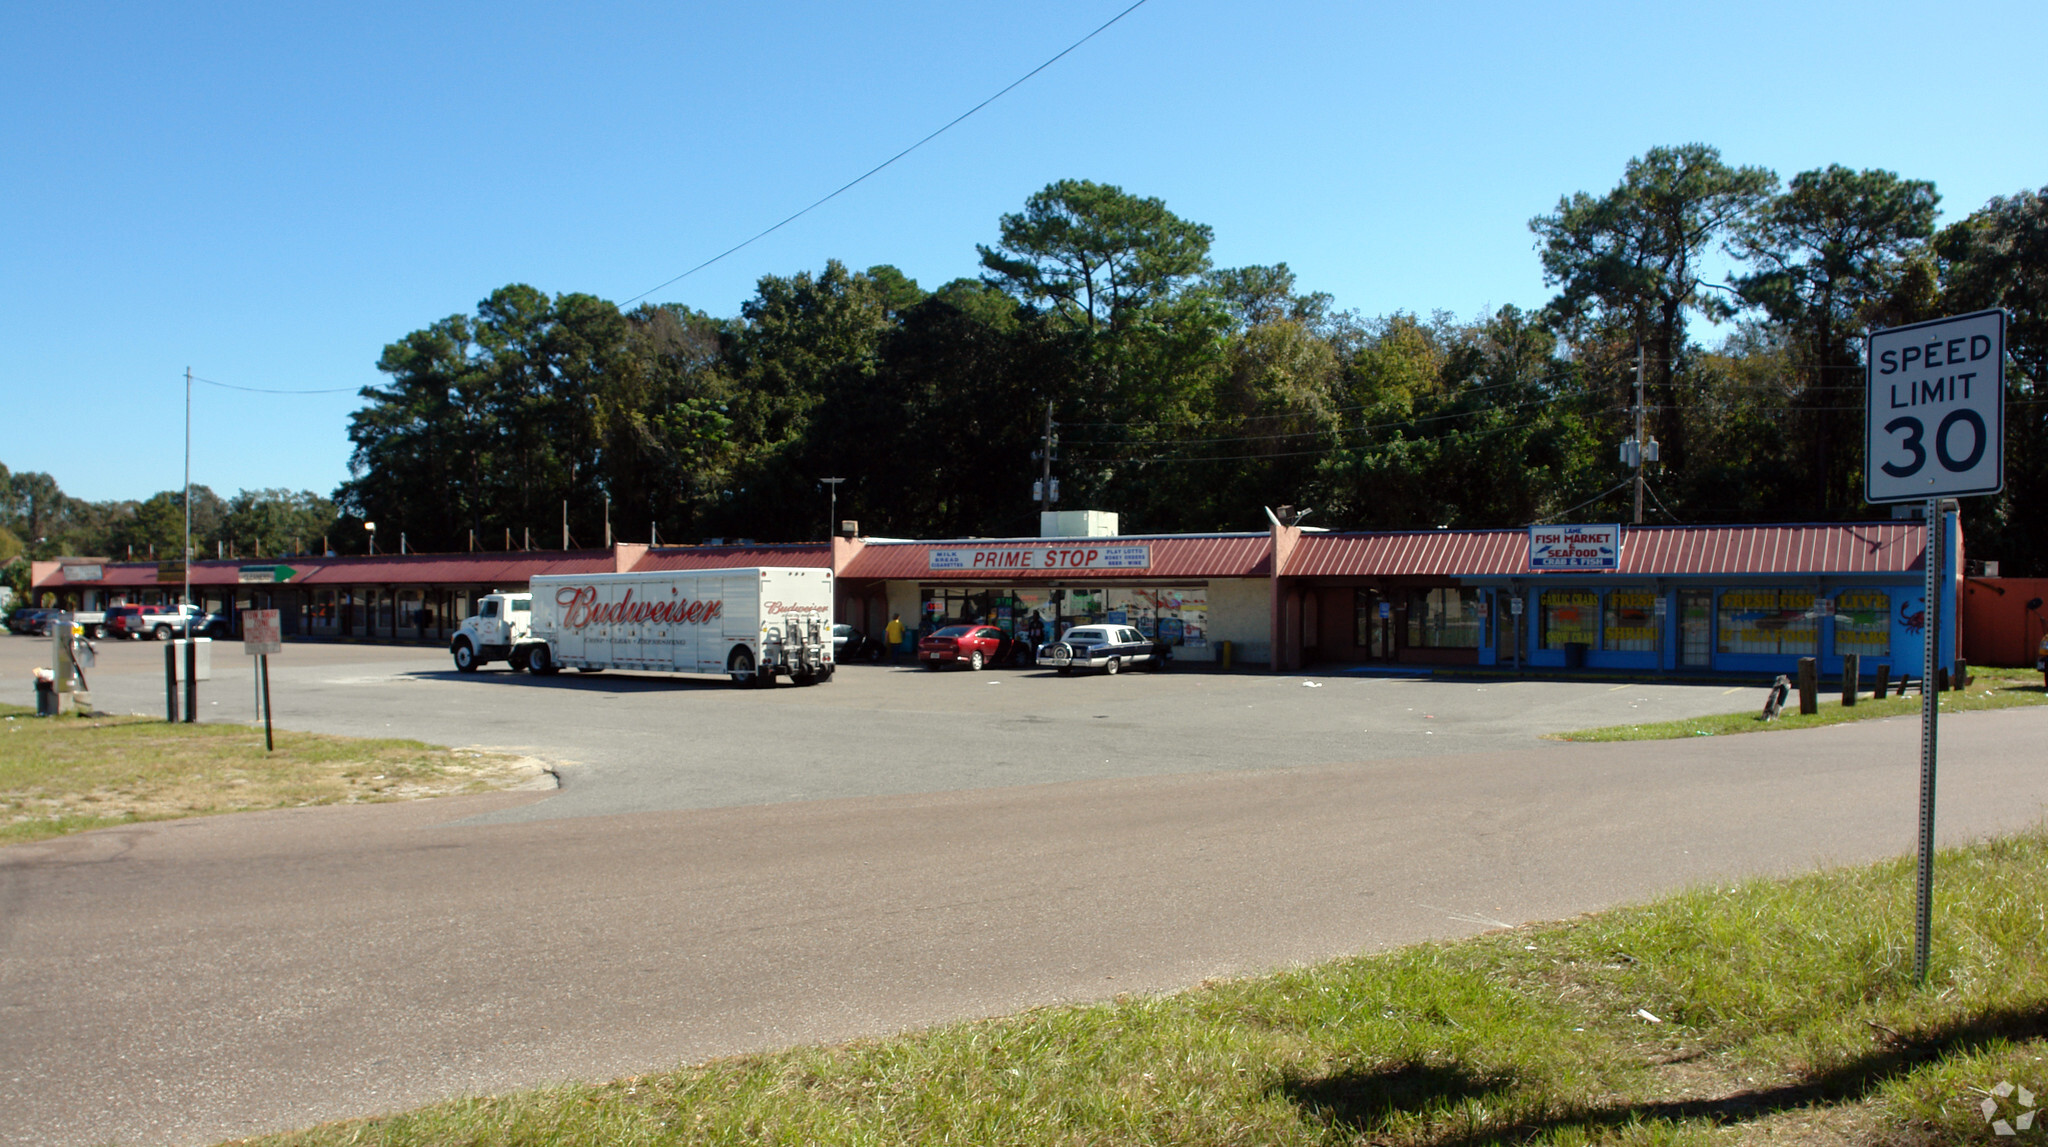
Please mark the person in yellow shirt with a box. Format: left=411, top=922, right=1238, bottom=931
left=884, top=613, right=904, bottom=662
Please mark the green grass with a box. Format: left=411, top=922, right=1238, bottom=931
left=231, top=829, right=2048, bottom=1147
left=0, top=702, right=539, bottom=846
left=1554, top=666, right=2048, bottom=742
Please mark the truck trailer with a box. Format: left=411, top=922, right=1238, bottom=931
left=449, top=566, right=835, bottom=686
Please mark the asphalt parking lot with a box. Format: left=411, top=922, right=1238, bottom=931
left=10, top=630, right=2047, bottom=1147
left=4, top=633, right=1765, bottom=817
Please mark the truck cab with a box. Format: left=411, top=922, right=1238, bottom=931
left=450, top=592, right=533, bottom=672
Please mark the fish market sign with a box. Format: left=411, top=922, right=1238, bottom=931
left=928, top=545, right=1151, bottom=572
left=1529, top=524, right=1621, bottom=571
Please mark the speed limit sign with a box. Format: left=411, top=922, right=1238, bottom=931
left=1866, top=310, right=2005, bottom=503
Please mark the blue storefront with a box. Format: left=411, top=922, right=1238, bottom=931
left=1277, top=517, right=1959, bottom=680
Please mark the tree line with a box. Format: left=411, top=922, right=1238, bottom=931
left=0, top=467, right=339, bottom=600
left=9, top=144, right=2048, bottom=582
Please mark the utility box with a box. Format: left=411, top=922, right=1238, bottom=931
left=173, top=638, right=214, bottom=681
left=1039, top=510, right=1119, bottom=538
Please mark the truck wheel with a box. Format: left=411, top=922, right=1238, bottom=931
left=728, top=649, right=755, bottom=687
left=153, top=624, right=173, bottom=641
left=452, top=640, right=478, bottom=673
left=792, top=670, right=816, bottom=686
left=968, top=650, right=984, bottom=671
left=1104, top=657, right=1121, bottom=676
left=527, top=644, right=558, bottom=676
left=1057, top=666, right=1072, bottom=676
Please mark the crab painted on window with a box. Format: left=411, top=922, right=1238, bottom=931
left=1899, top=598, right=1926, bottom=635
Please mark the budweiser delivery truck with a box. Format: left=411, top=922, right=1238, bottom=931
left=449, top=566, right=834, bottom=687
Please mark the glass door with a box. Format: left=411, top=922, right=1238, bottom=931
left=1679, top=589, right=1713, bottom=667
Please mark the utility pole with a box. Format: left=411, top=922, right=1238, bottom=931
left=1037, top=399, right=1056, bottom=516
left=821, top=478, right=845, bottom=538
left=1632, top=343, right=1646, bottom=525
left=604, top=497, right=612, bottom=548
left=183, top=366, right=192, bottom=608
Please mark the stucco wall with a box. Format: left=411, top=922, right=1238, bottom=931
left=1206, top=577, right=1272, bottom=665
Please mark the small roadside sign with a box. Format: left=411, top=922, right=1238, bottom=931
left=1866, top=309, right=2005, bottom=503
left=243, top=609, right=281, bottom=752
left=243, top=609, right=282, bottom=656
left=156, top=560, right=186, bottom=583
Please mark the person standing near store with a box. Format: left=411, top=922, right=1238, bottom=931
left=885, top=613, right=904, bottom=661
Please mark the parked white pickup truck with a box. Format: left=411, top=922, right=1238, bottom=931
left=450, top=566, right=835, bottom=687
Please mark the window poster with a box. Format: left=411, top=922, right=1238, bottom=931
left=1105, top=587, right=1209, bottom=648
left=1716, top=588, right=1818, bottom=655
left=1602, top=589, right=1659, bottom=652
left=1540, top=590, right=1599, bottom=649
left=1833, top=590, right=1891, bottom=655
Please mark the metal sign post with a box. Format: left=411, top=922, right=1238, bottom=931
left=1866, top=310, right=2005, bottom=987
left=1914, top=500, right=1942, bottom=984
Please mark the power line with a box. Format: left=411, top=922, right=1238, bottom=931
left=1531, top=479, right=1635, bottom=526
left=1055, top=373, right=1565, bottom=428
left=1071, top=414, right=1558, bottom=464
left=192, top=374, right=358, bottom=395
left=618, top=0, right=1153, bottom=308
left=1062, top=394, right=1583, bottom=448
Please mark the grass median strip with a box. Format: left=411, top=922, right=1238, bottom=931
left=1554, top=666, right=2048, bottom=742
left=0, top=703, right=545, bottom=846
left=233, top=828, right=2048, bottom=1147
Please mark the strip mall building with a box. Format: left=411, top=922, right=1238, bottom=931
left=31, top=514, right=1980, bottom=678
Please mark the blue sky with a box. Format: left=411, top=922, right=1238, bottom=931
left=5, top=0, right=2044, bottom=504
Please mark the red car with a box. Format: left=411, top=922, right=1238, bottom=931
left=917, top=624, right=1018, bottom=670
left=104, top=604, right=168, bottom=639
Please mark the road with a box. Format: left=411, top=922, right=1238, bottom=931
left=2, top=638, right=2043, bottom=1146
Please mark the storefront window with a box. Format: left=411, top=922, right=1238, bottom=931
left=1717, top=589, right=1818, bottom=655
left=917, top=586, right=1207, bottom=648
left=1407, top=587, right=1481, bottom=648
left=1833, top=590, right=1890, bottom=656
left=1109, top=587, right=1207, bottom=647
left=1602, top=589, right=1659, bottom=652
left=1540, top=590, right=1598, bottom=649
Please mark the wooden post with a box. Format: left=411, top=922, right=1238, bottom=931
left=1875, top=664, right=1891, bottom=700
left=182, top=639, right=197, bottom=724
left=164, top=640, right=178, bottom=722
left=1842, top=653, right=1860, bottom=707
left=1797, top=657, right=1818, bottom=715
left=1956, top=658, right=1969, bottom=690
left=1934, top=666, right=1950, bottom=693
